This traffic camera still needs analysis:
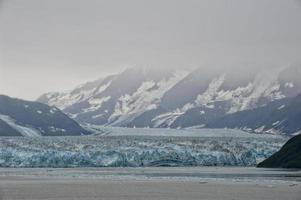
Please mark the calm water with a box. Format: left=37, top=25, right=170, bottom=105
left=0, top=167, right=300, bottom=183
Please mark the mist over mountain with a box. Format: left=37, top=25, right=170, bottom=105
left=207, top=93, right=301, bottom=135
left=37, top=64, right=301, bottom=136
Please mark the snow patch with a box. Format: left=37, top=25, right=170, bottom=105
left=292, top=131, right=301, bottom=136
left=272, top=121, right=280, bottom=126
left=278, top=105, right=286, bottom=110
left=109, top=71, right=188, bottom=125
left=92, top=114, right=105, bottom=119
left=152, top=112, right=183, bottom=128
left=42, top=79, right=112, bottom=110
left=0, top=114, right=41, bottom=137
left=50, top=107, right=58, bottom=114
left=265, top=128, right=282, bottom=135
left=49, top=126, right=66, bottom=133
left=96, top=80, right=112, bottom=94
left=83, top=96, right=111, bottom=112
left=254, top=126, right=265, bottom=133
left=284, top=82, right=294, bottom=88
left=195, top=74, right=226, bottom=108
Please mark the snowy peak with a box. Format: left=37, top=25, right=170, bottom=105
left=153, top=67, right=285, bottom=128
left=37, top=65, right=301, bottom=135
left=207, top=92, right=301, bottom=136
left=38, top=67, right=188, bottom=126
left=38, top=76, right=115, bottom=110
left=108, top=71, right=188, bottom=126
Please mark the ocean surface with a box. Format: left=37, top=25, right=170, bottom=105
left=0, top=167, right=300, bottom=200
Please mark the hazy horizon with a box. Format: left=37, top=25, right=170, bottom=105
left=1, top=0, right=301, bottom=100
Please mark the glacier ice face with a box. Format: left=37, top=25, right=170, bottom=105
left=0, top=129, right=286, bottom=168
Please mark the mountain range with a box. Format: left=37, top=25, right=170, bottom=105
left=37, top=64, right=301, bottom=136
left=0, top=95, right=90, bottom=136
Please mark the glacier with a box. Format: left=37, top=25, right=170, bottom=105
left=0, top=128, right=286, bottom=168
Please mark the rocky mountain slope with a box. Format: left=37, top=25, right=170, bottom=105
left=257, top=134, right=301, bottom=168
left=0, top=95, right=90, bottom=136
left=207, top=93, right=301, bottom=135
left=38, top=65, right=301, bottom=135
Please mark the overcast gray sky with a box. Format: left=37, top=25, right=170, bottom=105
left=1, top=0, right=301, bottom=100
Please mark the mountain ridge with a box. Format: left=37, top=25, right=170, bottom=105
left=37, top=65, right=301, bottom=135
left=0, top=95, right=90, bottom=136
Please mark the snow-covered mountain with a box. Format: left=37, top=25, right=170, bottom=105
left=207, top=92, right=301, bottom=135
left=38, top=67, right=188, bottom=126
left=38, top=65, right=301, bottom=135
left=0, top=95, right=90, bottom=136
